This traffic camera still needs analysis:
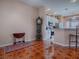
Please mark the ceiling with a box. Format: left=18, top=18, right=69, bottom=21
left=20, top=0, right=79, bottom=16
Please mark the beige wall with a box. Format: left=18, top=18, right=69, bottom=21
left=0, top=0, right=38, bottom=47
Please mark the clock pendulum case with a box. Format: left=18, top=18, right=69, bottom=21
left=36, top=17, right=43, bottom=40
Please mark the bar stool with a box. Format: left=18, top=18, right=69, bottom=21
left=69, top=26, right=79, bottom=48
left=69, top=34, right=77, bottom=48
left=13, top=33, right=25, bottom=44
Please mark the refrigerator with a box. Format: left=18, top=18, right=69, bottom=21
left=43, top=15, right=57, bottom=59
left=43, top=15, right=55, bottom=43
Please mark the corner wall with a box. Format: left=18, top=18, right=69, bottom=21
left=0, top=0, right=38, bottom=47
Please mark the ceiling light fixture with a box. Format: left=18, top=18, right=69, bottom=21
left=53, top=12, right=57, bottom=15
left=45, top=8, right=51, bottom=11
left=64, top=8, right=68, bottom=11
left=70, top=0, right=77, bottom=3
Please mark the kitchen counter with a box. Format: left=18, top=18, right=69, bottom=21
left=54, top=28, right=76, bottom=46
left=54, top=28, right=76, bottom=30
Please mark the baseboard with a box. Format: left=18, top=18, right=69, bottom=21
left=53, top=42, right=68, bottom=46
left=1, top=40, right=79, bottom=47
left=0, top=39, right=35, bottom=47
left=53, top=41, right=79, bottom=47
left=0, top=43, right=13, bottom=47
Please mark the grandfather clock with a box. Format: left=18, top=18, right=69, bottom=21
left=36, top=17, right=42, bottom=40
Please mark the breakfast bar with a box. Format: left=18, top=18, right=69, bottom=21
left=54, top=28, right=76, bottom=46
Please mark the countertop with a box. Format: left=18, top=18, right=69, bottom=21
left=54, top=28, right=76, bottom=30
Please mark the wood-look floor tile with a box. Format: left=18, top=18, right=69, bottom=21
left=0, top=41, right=79, bottom=59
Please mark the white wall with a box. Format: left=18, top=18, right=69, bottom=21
left=0, top=0, right=38, bottom=47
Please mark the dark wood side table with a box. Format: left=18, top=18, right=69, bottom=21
left=13, top=33, right=25, bottom=44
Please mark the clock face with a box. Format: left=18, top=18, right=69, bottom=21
left=37, top=19, right=41, bottom=24
left=36, top=17, right=42, bottom=25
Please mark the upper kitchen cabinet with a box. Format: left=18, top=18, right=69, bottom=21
left=64, top=16, right=79, bottom=29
